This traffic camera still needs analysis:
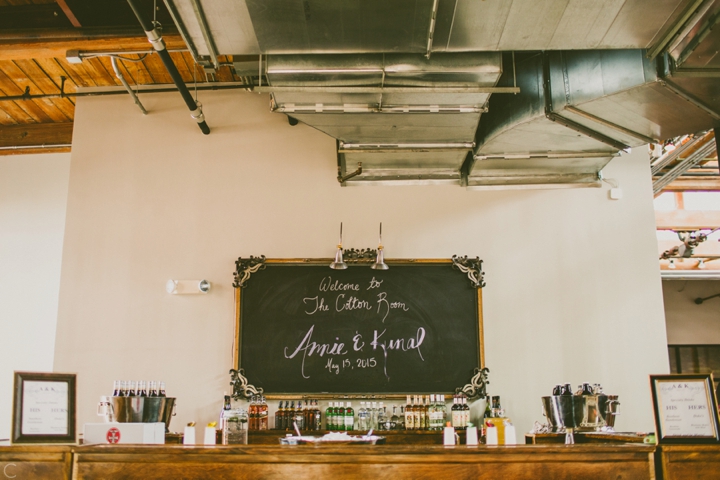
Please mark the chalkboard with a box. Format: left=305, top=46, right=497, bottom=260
left=233, top=259, right=484, bottom=396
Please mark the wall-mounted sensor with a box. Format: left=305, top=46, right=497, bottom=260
left=166, top=279, right=211, bottom=294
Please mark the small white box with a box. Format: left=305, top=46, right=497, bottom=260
left=84, top=423, right=165, bottom=445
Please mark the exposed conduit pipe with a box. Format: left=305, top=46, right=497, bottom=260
left=126, top=0, right=210, bottom=135
left=110, top=56, right=147, bottom=115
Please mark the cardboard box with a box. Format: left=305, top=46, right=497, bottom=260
left=83, top=422, right=165, bottom=445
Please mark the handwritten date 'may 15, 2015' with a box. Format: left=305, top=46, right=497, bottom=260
left=284, top=275, right=425, bottom=381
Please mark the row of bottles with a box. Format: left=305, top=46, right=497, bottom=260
left=450, top=394, right=470, bottom=430
left=112, top=380, right=166, bottom=397
left=404, top=394, right=448, bottom=430
left=248, top=395, right=268, bottom=431
left=551, top=382, right=604, bottom=396
left=326, top=401, right=355, bottom=431
left=275, top=400, right=323, bottom=431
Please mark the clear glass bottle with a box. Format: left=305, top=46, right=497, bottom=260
left=293, top=400, right=303, bottom=431
left=390, top=405, right=399, bottom=430
left=370, top=401, right=378, bottom=430
left=439, top=395, right=447, bottom=430
left=358, top=402, right=367, bottom=431
left=313, top=400, right=322, bottom=432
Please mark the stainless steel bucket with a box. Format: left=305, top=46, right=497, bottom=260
left=110, top=397, right=176, bottom=432
left=541, top=396, right=585, bottom=431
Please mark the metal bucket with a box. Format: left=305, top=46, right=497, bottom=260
left=110, top=397, right=176, bottom=432
left=541, top=396, right=585, bottom=431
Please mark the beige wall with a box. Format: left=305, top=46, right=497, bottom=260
left=55, top=90, right=669, bottom=434
left=664, top=280, right=720, bottom=344
left=0, top=153, right=71, bottom=440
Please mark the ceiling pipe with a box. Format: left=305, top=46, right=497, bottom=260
left=110, top=56, right=147, bottom=115
left=126, top=0, right=210, bottom=135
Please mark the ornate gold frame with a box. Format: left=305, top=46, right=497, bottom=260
left=231, top=256, right=486, bottom=400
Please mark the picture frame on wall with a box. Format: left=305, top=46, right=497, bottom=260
left=12, top=371, right=77, bottom=444
left=650, top=373, right=720, bottom=444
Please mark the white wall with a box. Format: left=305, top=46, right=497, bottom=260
left=55, top=90, right=669, bottom=435
left=664, top=280, right=720, bottom=344
left=0, top=152, right=71, bottom=440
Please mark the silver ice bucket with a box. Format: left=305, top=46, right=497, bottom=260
left=541, top=396, right=584, bottom=431
left=110, top=397, right=176, bottom=432
left=542, top=394, right=620, bottom=432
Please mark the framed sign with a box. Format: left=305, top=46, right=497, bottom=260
left=12, top=371, right=77, bottom=444
left=229, top=255, right=489, bottom=400
left=650, top=374, right=720, bottom=444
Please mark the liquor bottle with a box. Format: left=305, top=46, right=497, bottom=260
left=112, top=380, right=121, bottom=396
left=418, top=396, right=427, bottom=430
left=368, top=402, right=377, bottom=430
left=398, top=406, right=406, bottom=430
left=491, top=396, right=504, bottom=418
left=428, top=394, right=437, bottom=430
left=292, top=400, right=302, bottom=431
left=313, top=400, right=322, bottom=431
left=221, top=394, right=231, bottom=432
left=437, top=394, right=446, bottom=431
left=561, top=383, right=573, bottom=396
left=451, top=395, right=459, bottom=428
left=275, top=401, right=283, bottom=430
left=312, top=400, right=318, bottom=430
left=462, top=395, right=470, bottom=429
left=484, top=395, right=492, bottom=419
left=581, top=383, right=593, bottom=395
left=250, top=396, right=258, bottom=431
left=345, top=402, right=354, bottom=431
left=260, top=396, right=269, bottom=430
left=412, top=396, right=421, bottom=430
left=339, top=402, right=346, bottom=431
left=391, top=405, right=399, bottom=430
left=379, top=404, right=390, bottom=430
left=324, top=402, right=333, bottom=431
left=405, top=395, right=414, bottom=430
left=159, top=381, right=166, bottom=397
left=358, top=402, right=368, bottom=430
left=552, top=385, right=562, bottom=396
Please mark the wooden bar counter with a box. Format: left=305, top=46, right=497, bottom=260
left=0, top=442, right=657, bottom=480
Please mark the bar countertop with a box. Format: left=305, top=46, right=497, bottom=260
left=1, top=442, right=658, bottom=480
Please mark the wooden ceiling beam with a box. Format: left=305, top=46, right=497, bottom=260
left=0, top=122, right=73, bottom=150
left=0, top=29, right=185, bottom=61
left=55, top=0, right=83, bottom=28
left=657, top=177, right=720, bottom=193
left=656, top=210, right=720, bottom=230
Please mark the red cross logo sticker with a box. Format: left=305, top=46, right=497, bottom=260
left=106, top=427, right=121, bottom=444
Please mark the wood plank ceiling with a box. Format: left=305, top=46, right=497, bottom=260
left=0, top=0, right=242, bottom=154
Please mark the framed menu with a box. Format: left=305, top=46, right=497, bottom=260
left=650, top=374, right=720, bottom=444
left=12, top=371, right=76, bottom=444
